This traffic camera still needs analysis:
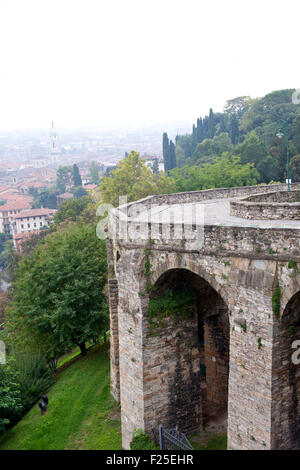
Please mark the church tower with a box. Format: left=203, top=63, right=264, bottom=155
left=50, top=121, right=60, bottom=163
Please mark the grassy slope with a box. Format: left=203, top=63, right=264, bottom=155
left=0, top=341, right=226, bottom=451
left=0, top=343, right=122, bottom=450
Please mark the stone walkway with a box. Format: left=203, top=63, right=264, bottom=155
left=131, top=197, right=300, bottom=230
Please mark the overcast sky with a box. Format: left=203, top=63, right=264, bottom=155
left=0, top=0, right=299, bottom=131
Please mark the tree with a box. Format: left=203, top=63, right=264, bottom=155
left=152, top=158, right=159, bottom=175
left=56, top=166, right=74, bottom=193
left=290, top=155, right=300, bottom=182
left=224, top=96, right=252, bottom=118
left=73, top=164, right=82, bottom=187
left=235, top=131, right=268, bottom=166
left=6, top=223, right=108, bottom=360
left=52, top=196, right=91, bottom=226
left=31, top=188, right=57, bottom=209
left=0, top=359, right=23, bottom=432
left=162, top=132, right=170, bottom=172
left=170, top=154, right=259, bottom=192
left=73, top=186, right=88, bottom=199
left=175, top=145, right=186, bottom=168
left=88, top=162, right=100, bottom=185
left=169, top=140, right=176, bottom=171
left=100, top=151, right=176, bottom=207
left=192, top=133, right=233, bottom=164
left=162, top=133, right=176, bottom=173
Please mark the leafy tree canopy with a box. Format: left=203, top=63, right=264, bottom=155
left=170, top=154, right=259, bottom=192
left=100, top=151, right=176, bottom=206
left=5, top=223, right=108, bottom=360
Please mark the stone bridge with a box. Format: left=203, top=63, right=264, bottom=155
left=106, top=183, right=300, bottom=450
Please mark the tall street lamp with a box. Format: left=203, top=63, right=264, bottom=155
left=276, top=120, right=291, bottom=191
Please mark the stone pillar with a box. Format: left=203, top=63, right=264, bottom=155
left=108, top=278, right=120, bottom=402
left=227, top=298, right=274, bottom=449
left=118, top=276, right=146, bottom=449
left=225, top=258, right=277, bottom=450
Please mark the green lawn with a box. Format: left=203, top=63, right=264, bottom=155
left=190, top=430, right=227, bottom=450
left=0, top=343, right=122, bottom=450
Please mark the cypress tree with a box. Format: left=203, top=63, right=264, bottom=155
left=152, top=158, right=159, bottom=175
left=163, top=132, right=170, bottom=172
left=169, top=140, right=176, bottom=171
left=73, top=164, right=82, bottom=187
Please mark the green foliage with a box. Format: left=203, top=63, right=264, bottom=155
left=148, top=287, right=196, bottom=331
left=56, top=166, right=74, bottom=194
left=100, top=151, right=176, bottom=206
left=171, top=89, right=300, bottom=184
left=5, top=223, right=109, bottom=362
left=0, top=344, right=122, bottom=450
left=152, top=158, right=159, bottom=175
left=31, top=188, right=58, bottom=210
left=192, top=133, right=233, bottom=165
left=130, top=429, right=158, bottom=450
left=163, top=133, right=176, bottom=173
left=0, top=359, right=23, bottom=433
left=73, top=164, right=82, bottom=187
left=290, top=155, right=300, bottom=182
left=288, top=260, right=298, bottom=271
left=52, top=196, right=91, bottom=226
left=12, top=351, right=54, bottom=412
left=170, top=154, right=259, bottom=192
left=73, top=186, right=88, bottom=199
left=88, top=161, right=100, bottom=185
left=272, top=283, right=281, bottom=320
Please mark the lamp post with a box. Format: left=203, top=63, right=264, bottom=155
left=276, top=121, right=291, bottom=191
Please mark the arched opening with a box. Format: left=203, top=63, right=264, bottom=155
left=148, top=268, right=229, bottom=439
left=274, top=290, right=300, bottom=449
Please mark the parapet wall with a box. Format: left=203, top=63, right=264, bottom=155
left=230, top=190, right=300, bottom=220
left=116, top=183, right=300, bottom=217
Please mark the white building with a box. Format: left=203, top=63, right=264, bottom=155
left=13, top=208, right=56, bottom=235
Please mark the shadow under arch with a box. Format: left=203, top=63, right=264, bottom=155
left=147, top=267, right=229, bottom=440
left=273, top=289, right=300, bottom=449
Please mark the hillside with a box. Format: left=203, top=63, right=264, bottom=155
left=0, top=343, right=122, bottom=450
left=163, top=89, right=300, bottom=185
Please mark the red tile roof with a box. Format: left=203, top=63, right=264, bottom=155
left=84, top=184, right=98, bottom=190
left=14, top=208, right=56, bottom=219
left=0, top=200, right=31, bottom=212
left=13, top=231, right=38, bottom=241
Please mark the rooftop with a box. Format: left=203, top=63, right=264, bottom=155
left=14, top=208, right=56, bottom=219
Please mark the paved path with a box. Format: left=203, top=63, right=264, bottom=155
left=131, top=197, right=300, bottom=230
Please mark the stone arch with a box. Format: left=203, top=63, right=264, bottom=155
left=281, top=274, right=300, bottom=316
left=273, top=289, right=300, bottom=449
left=141, top=265, right=230, bottom=440
left=146, top=254, right=230, bottom=308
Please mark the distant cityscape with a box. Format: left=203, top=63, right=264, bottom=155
left=0, top=120, right=190, bottom=251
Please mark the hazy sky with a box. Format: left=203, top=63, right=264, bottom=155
left=0, top=0, right=299, bottom=131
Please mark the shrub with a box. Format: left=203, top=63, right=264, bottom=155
left=0, top=359, right=23, bottom=433
left=130, top=429, right=158, bottom=450
left=13, top=352, right=54, bottom=413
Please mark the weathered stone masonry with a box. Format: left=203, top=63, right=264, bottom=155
left=107, top=183, right=300, bottom=450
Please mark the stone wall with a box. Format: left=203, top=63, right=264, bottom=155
left=117, top=183, right=300, bottom=217
left=204, top=313, right=229, bottom=408
left=230, top=190, right=300, bottom=220
left=108, top=183, right=300, bottom=450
